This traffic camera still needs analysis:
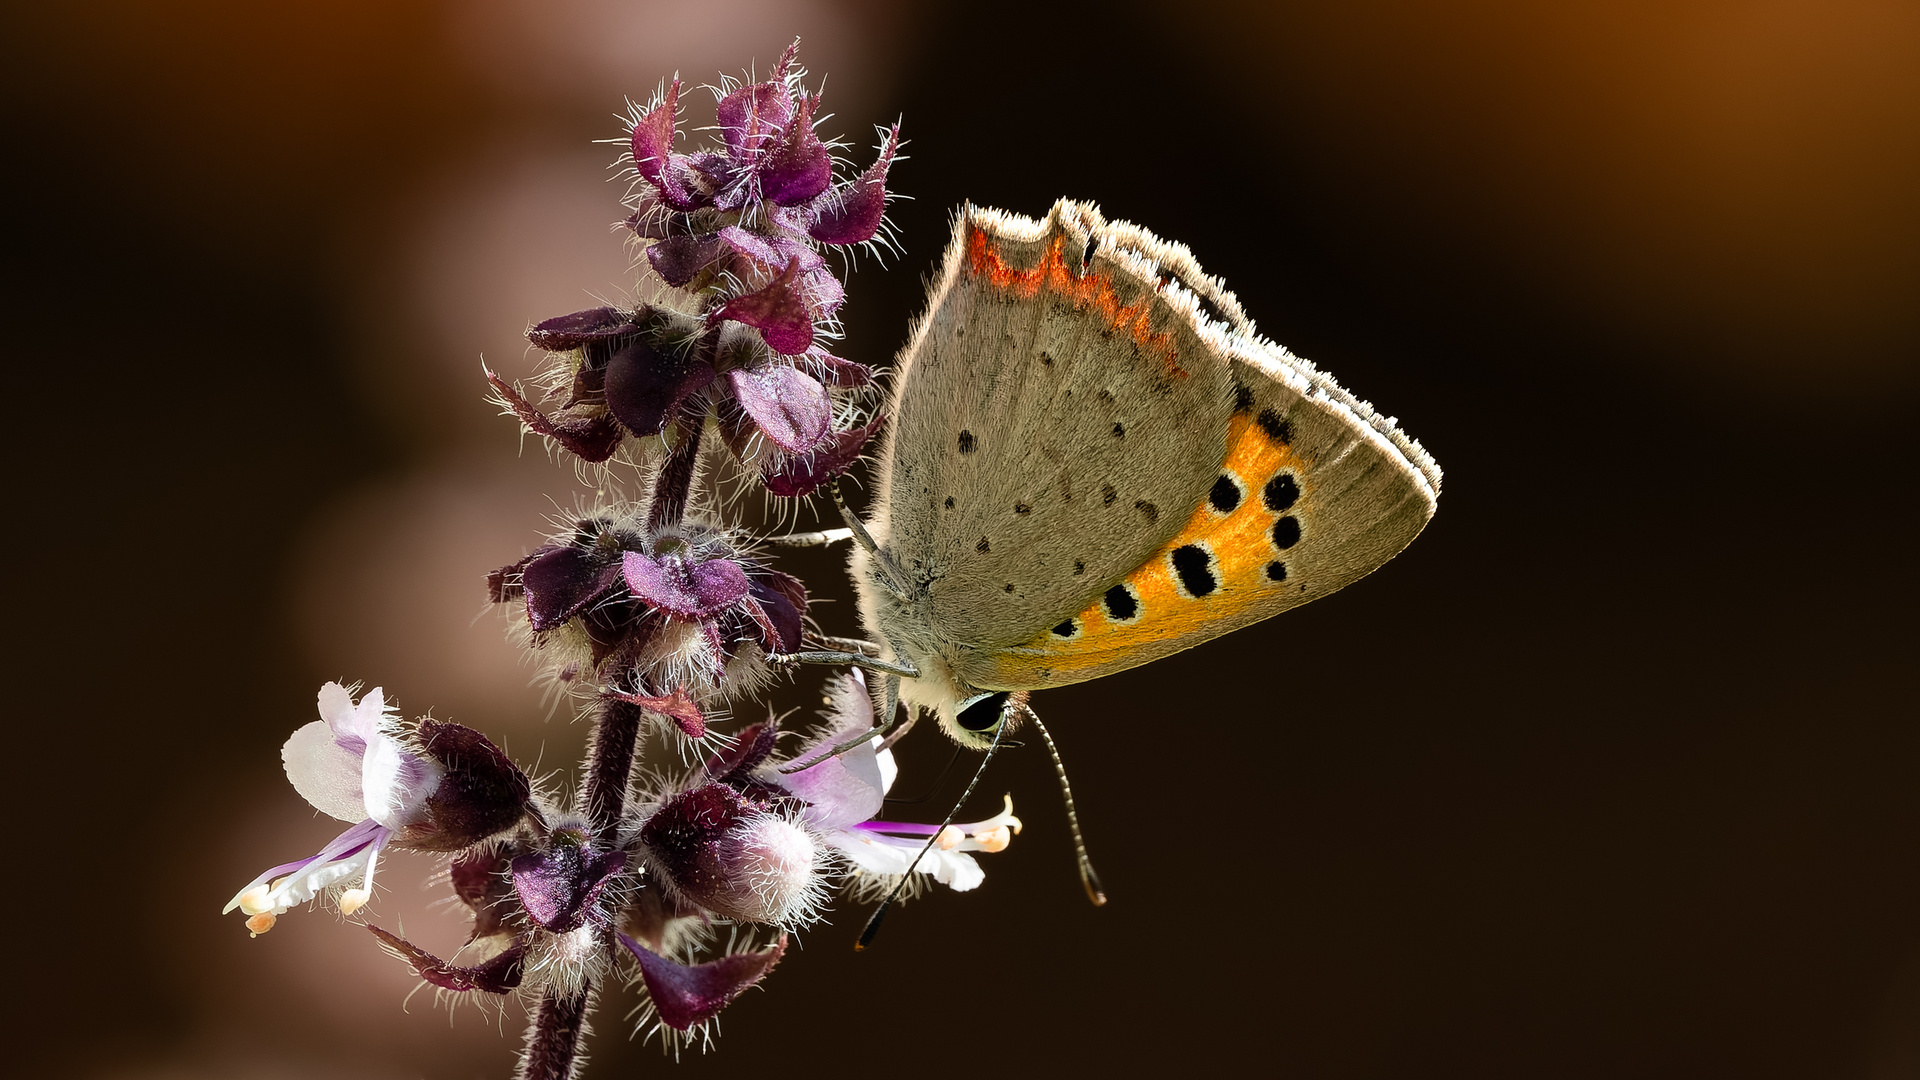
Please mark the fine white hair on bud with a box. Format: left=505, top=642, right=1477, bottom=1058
left=716, top=813, right=823, bottom=926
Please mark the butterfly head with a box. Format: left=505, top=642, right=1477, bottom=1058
left=943, top=690, right=1022, bottom=750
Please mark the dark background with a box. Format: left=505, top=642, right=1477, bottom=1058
left=4, top=1, right=1917, bottom=1077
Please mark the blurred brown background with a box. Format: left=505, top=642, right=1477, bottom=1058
left=4, top=1, right=1917, bottom=1077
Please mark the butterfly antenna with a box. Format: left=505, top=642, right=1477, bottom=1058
left=1019, top=702, right=1107, bottom=906
left=856, top=715, right=1007, bottom=951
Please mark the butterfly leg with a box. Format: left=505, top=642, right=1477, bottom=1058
left=764, top=528, right=854, bottom=547
left=803, top=634, right=884, bottom=656
left=771, top=649, right=919, bottom=679
left=776, top=675, right=914, bottom=774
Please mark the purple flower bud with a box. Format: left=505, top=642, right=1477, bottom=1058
left=631, top=79, right=708, bottom=211
left=602, top=335, right=716, bottom=439
left=511, top=830, right=628, bottom=933
left=369, top=925, right=526, bottom=994
left=808, top=124, right=899, bottom=246
left=619, top=931, right=787, bottom=1032
left=526, top=306, right=636, bottom=351
left=703, top=719, right=781, bottom=783
left=742, top=570, right=807, bottom=653
left=516, top=545, right=623, bottom=631
left=637, top=783, right=822, bottom=925
left=392, top=720, right=533, bottom=852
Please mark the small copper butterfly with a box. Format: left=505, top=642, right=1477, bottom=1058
left=819, top=200, right=1440, bottom=749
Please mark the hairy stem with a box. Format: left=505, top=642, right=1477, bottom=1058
left=647, top=423, right=702, bottom=530
left=581, top=695, right=645, bottom=844
left=517, top=984, right=593, bottom=1080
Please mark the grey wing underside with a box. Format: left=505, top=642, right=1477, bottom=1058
left=866, top=202, right=1236, bottom=652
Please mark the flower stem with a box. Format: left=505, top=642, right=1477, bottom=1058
left=517, top=984, right=593, bottom=1080
left=648, top=422, right=702, bottom=530
left=582, top=695, right=645, bottom=844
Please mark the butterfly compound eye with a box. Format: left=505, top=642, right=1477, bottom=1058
left=956, top=692, right=1012, bottom=734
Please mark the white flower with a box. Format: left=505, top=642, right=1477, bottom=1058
left=223, top=682, right=445, bottom=935
left=771, top=671, right=1019, bottom=894
left=826, top=796, right=1022, bottom=892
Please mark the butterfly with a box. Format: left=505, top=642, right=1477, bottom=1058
left=811, top=199, right=1441, bottom=750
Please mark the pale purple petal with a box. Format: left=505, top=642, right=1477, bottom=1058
left=361, top=733, right=444, bottom=830
left=713, top=260, right=815, bottom=355
left=726, top=364, right=831, bottom=452
left=282, top=719, right=367, bottom=823
left=621, top=551, right=750, bottom=619
left=826, top=832, right=986, bottom=891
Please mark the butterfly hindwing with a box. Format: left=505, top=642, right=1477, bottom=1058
left=975, top=348, right=1440, bottom=690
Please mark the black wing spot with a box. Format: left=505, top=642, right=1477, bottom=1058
left=1271, top=516, right=1301, bottom=550
left=1266, top=560, right=1288, bottom=582
left=944, top=496, right=955, bottom=509
left=1101, top=484, right=1118, bottom=507
left=1134, top=500, right=1159, bottom=523
left=1051, top=618, right=1078, bottom=638
left=1004, top=583, right=1015, bottom=593
left=1111, top=422, right=1125, bottom=439
left=957, top=430, right=976, bottom=454
left=1073, top=560, right=1085, bottom=575
left=977, top=536, right=992, bottom=553
left=1098, top=389, right=1115, bottom=404
left=1256, top=408, right=1291, bottom=443
left=1170, top=544, right=1218, bottom=598
left=1209, top=473, right=1242, bottom=513
left=1103, top=583, right=1140, bottom=623
left=1232, top=384, right=1255, bottom=414
left=1014, top=501, right=1031, bottom=515
left=1263, top=473, right=1299, bottom=513
left=1039, top=350, right=1054, bottom=367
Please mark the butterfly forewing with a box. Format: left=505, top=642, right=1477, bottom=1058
left=867, top=203, right=1236, bottom=656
